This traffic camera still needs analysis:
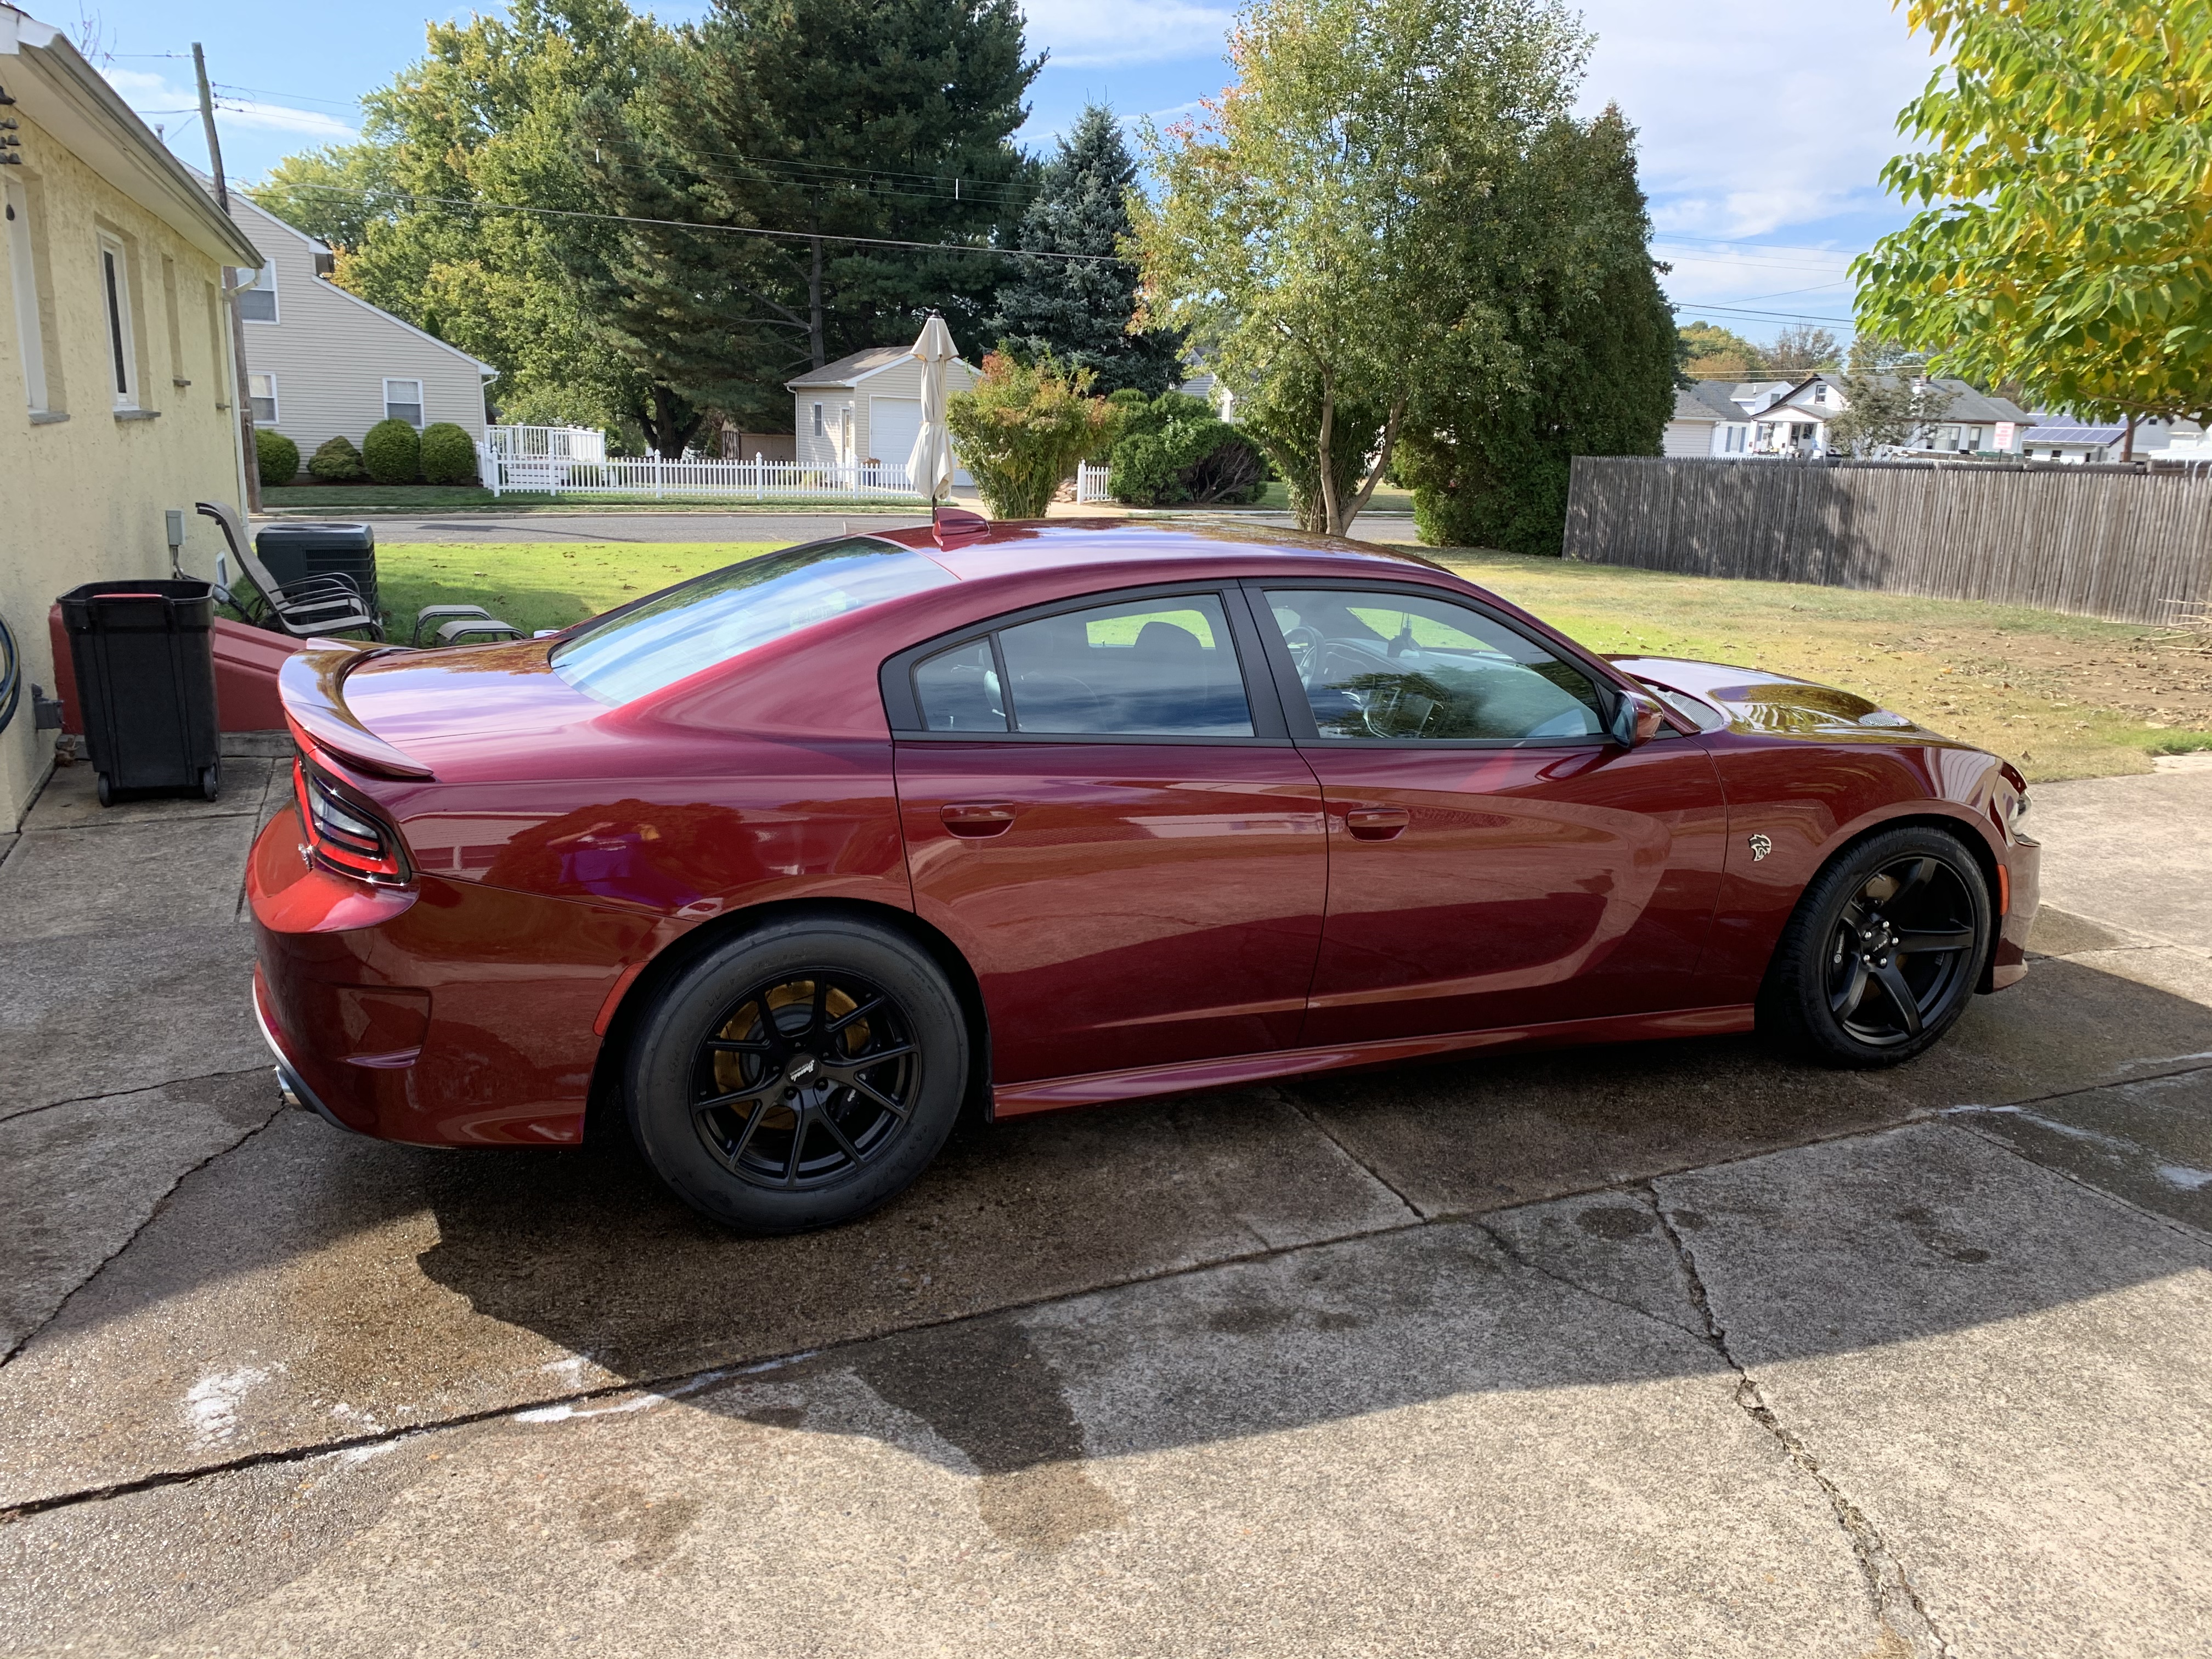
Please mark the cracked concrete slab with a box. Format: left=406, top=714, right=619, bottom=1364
left=0, top=815, right=259, bottom=942
left=20, top=757, right=275, bottom=832
left=0, top=1071, right=283, bottom=1358
left=1656, top=1121, right=2212, bottom=1657
left=0, top=1219, right=1893, bottom=1658
left=1956, top=1066, right=2212, bottom=1234
left=0, top=1091, right=1413, bottom=1508
left=2030, top=768, right=2212, bottom=955
left=0, top=924, right=262, bottom=1119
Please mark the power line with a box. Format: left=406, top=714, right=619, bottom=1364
left=238, top=177, right=1121, bottom=263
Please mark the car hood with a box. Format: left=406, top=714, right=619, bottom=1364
left=1609, top=656, right=1951, bottom=743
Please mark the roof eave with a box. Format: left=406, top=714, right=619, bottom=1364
left=1, top=14, right=261, bottom=266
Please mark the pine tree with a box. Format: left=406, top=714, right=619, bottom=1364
left=990, top=105, right=1185, bottom=397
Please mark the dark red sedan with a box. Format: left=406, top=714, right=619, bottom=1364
left=249, top=520, right=2039, bottom=1231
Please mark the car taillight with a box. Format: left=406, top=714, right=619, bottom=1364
left=294, top=759, right=410, bottom=884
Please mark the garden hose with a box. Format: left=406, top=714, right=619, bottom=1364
left=0, top=607, right=20, bottom=737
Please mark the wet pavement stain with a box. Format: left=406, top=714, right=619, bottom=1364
left=853, top=1318, right=1123, bottom=1549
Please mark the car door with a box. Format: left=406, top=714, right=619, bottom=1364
left=888, top=585, right=1329, bottom=1088
left=1250, top=582, right=1731, bottom=1047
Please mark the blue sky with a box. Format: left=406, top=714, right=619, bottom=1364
left=72, top=0, right=1942, bottom=347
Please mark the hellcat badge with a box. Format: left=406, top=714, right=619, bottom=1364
left=1748, top=833, right=1773, bottom=861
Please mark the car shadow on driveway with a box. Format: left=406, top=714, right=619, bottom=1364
left=3, top=941, right=2209, bottom=1515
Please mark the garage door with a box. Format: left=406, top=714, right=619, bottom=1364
left=870, top=394, right=972, bottom=487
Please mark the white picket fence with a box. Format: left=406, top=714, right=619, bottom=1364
left=477, top=447, right=929, bottom=503
left=1075, top=461, right=1112, bottom=503
left=483, top=423, right=607, bottom=462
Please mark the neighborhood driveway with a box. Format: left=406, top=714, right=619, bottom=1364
left=1, top=754, right=2208, bottom=1656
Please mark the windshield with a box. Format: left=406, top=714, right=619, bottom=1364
left=550, top=538, right=953, bottom=706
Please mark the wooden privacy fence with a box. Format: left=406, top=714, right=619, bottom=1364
left=1562, top=457, right=2212, bottom=625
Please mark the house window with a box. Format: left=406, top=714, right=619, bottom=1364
left=1812, top=384, right=1829, bottom=405
left=4, top=179, right=49, bottom=413
left=249, top=371, right=278, bottom=425
left=1966, top=426, right=1984, bottom=450
left=234, top=263, right=276, bottom=323
left=1725, top=425, right=1745, bottom=453
left=811, top=402, right=823, bottom=438
left=383, top=377, right=424, bottom=427
left=98, top=233, right=137, bottom=409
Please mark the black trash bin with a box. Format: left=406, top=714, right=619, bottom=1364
left=256, top=521, right=378, bottom=620
left=58, top=579, right=222, bottom=806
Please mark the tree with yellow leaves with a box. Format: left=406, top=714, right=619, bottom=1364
left=1853, top=1, right=2212, bottom=443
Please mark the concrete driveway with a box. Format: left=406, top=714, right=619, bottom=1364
left=2, top=754, right=2208, bottom=1657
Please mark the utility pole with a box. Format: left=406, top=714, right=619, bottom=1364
left=194, top=43, right=260, bottom=512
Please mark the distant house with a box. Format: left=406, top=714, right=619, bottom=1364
left=1663, top=382, right=1764, bottom=456
left=2, top=4, right=260, bottom=827
left=217, top=189, right=496, bottom=462
left=788, top=345, right=978, bottom=479
left=2016, top=416, right=2178, bottom=464
left=1745, top=374, right=2035, bottom=459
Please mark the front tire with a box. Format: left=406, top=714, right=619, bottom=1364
left=1760, top=826, right=1991, bottom=1067
left=625, top=916, right=970, bottom=1233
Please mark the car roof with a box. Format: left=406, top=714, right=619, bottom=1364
left=871, top=518, right=1453, bottom=583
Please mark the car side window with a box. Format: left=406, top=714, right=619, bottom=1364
left=1265, top=588, right=1607, bottom=742
left=911, top=592, right=1255, bottom=737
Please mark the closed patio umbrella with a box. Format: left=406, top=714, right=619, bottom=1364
left=905, top=313, right=960, bottom=507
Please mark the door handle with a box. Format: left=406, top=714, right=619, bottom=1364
left=1343, top=805, right=1410, bottom=840
left=941, top=802, right=1018, bottom=837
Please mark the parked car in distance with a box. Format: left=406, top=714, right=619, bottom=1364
left=249, top=520, right=2040, bottom=1232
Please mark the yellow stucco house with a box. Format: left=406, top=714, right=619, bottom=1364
left=0, top=5, right=261, bottom=830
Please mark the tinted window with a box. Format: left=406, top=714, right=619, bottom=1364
left=1266, top=588, right=1606, bottom=741
left=552, top=539, right=952, bottom=706
left=995, top=594, right=1253, bottom=736
left=914, top=639, right=1007, bottom=732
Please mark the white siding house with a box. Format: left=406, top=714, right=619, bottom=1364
left=789, top=344, right=977, bottom=480
left=218, top=189, right=495, bottom=465
left=1664, top=382, right=1760, bottom=456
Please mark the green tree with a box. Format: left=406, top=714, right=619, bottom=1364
left=1679, top=320, right=1767, bottom=380
left=1765, top=323, right=1841, bottom=378
left=573, top=0, right=1038, bottom=434
left=945, top=351, right=1119, bottom=517
left=1398, top=105, right=1676, bottom=554
left=989, top=104, right=1185, bottom=397
left=249, top=1, right=664, bottom=443
left=1853, top=0, right=2212, bottom=431
left=1133, top=0, right=1590, bottom=537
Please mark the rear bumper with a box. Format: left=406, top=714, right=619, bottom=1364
left=247, top=801, right=658, bottom=1147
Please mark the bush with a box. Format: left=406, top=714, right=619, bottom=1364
left=253, top=427, right=300, bottom=487
left=1105, top=391, right=1264, bottom=506
left=307, top=435, right=366, bottom=483
left=418, top=422, right=477, bottom=486
left=944, top=351, right=1118, bottom=518
left=362, top=418, right=421, bottom=485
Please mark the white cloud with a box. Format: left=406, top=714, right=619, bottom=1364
left=1575, top=0, right=1936, bottom=238
left=1022, top=0, right=1237, bottom=69
left=101, top=66, right=357, bottom=146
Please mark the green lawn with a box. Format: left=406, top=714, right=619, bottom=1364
left=375, top=539, right=2212, bottom=781
left=377, top=543, right=784, bottom=639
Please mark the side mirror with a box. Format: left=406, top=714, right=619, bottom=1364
left=1611, top=689, right=1668, bottom=747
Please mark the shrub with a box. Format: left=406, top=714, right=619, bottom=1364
left=419, top=422, right=477, bottom=486
left=307, top=435, right=366, bottom=483
left=1105, top=391, right=1264, bottom=506
left=362, top=418, right=421, bottom=485
left=253, top=427, right=300, bottom=487
left=944, top=351, right=1118, bottom=518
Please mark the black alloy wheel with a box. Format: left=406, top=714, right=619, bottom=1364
left=690, top=970, right=918, bottom=1190
left=1762, top=825, right=1991, bottom=1067
left=1824, top=855, right=1979, bottom=1047
left=626, top=917, right=969, bottom=1233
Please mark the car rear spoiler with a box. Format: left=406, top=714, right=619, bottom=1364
left=278, top=643, right=437, bottom=781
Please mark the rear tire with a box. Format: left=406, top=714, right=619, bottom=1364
left=1760, top=825, right=1991, bottom=1068
left=625, top=916, right=970, bottom=1233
